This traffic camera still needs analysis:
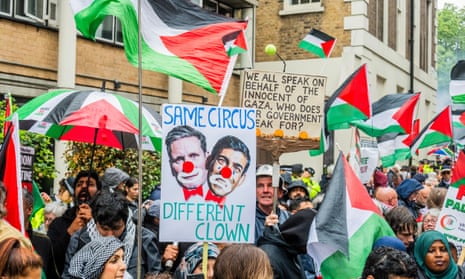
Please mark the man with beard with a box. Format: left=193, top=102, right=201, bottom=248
left=205, top=135, right=250, bottom=207
left=47, top=170, right=101, bottom=275
left=165, top=125, right=208, bottom=201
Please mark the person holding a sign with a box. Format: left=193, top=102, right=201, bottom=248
left=255, top=164, right=289, bottom=244
left=205, top=135, right=251, bottom=207
left=165, top=126, right=209, bottom=201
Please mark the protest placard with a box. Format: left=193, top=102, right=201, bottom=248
left=20, top=146, right=34, bottom=192
left=436, top=186, right=465, bottom=245
left=241, top=69, right=326, bottom=140
left=436, top=151, right=465, bottom=245
left=159, top=104, right=256, bottom=243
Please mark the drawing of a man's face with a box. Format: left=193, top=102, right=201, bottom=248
left=166, top=126, right=208, bottom=189
left=207, top=136, right=250, bottom=197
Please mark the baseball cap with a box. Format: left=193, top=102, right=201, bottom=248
left=256, top=164, right=285, bottom=191
left=304, top=167, right=315, bottom=176
left=256, top=164, right=273, bottom=177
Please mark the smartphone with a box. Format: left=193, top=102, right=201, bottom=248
left=186, top=274, right=204, bottom=279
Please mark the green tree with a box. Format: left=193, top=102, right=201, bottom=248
left=0, top=97, right=57, bottom=190
left=64, top=142, right=161, bottom=200
left=437, top=4, right=465, bottom=93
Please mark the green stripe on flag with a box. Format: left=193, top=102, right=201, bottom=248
left=298, top=40, right=326, bottom=58
left=451, top=177, right=465, bottom=189
left=320, top=214, right=394, bottom=279
left=327, top=104, right=368, bottom=131
left=452, top=94, right=465, bottom=104
left=417, top=132, right=452, bottom=149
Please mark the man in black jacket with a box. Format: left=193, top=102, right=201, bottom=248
left=258, top=208, right=316, bottom=279
left=47, top=170, right=101, bottom=275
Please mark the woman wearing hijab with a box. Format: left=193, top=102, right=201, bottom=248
left=414, top=230, right=465, bottom=279
left=68, top=236, right=128, bottom=279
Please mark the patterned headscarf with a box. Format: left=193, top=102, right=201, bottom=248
left=414, top=230, right=458, bottom=279
left=69, top=236, right=124, bottom=279
left=173, top=242, right=219, bottom=279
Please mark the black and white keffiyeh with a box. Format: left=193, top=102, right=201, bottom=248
left=69, top=236, right=124, bottom=279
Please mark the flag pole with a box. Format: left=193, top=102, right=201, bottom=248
left=136, top=0, right=143, bottom=278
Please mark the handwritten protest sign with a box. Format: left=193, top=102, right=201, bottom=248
left=241, top=70, right=326, bottom=140
left=159, top=104, right=256, bottom=243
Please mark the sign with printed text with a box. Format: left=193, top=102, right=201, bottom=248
left=21, top=146, right=34, bottom=192
left=159, top=104, right=256, bottom=243
left=241, top=70, right=326, bottom=139
left=436, top=185, right=465, bottom=245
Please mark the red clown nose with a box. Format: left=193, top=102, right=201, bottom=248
left=183, top=161, right=194, bottom=173
left=221, top=167, right=232, bottom=178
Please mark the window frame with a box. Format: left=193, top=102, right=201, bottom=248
left=279, top=0, right=324, bottom=16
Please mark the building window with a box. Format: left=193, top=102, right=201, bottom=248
left=0, top=0, right=50, bottom=24
left=193, top=0, right=234, bottom=17
left=95, top=16, right=123, bottom=45
left=279, top=0, right=323, bottom=16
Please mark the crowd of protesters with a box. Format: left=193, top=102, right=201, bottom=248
left=0, top=154, right=462, bottom=279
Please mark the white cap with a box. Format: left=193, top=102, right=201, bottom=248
left=256, top=164, right=273, bottom=177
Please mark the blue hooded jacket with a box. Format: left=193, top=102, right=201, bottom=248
left=396, top=179, right=423, bottom=218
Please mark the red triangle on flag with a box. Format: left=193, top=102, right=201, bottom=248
left=430, top=106, right=453, bottom=137
left=338, top=64, right=371, bottom=118
left=392, top=93, right=420, bottom=134
left=321, top=39, right=335, bottom=58
left=342, top=153, right=382, bottom=215
left=402, top=119, right=420, bottom=147
left=452, top=150, right=465, bottom=187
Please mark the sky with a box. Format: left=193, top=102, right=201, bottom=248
left=438, top=0, right=464, bottom=9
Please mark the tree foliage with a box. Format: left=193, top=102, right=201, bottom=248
left=64, top=142, right=161, bottom=200
left=437, top=4, right=465, bottom=92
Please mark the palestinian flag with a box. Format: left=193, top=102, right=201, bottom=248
left=299, top=29, right=336, bottom=58
left=326, top=64, right=371, bottom=131
left=450, top=61, right=465, bottom=104
left=352, top=93, right=419, bottom=137
left=377, top=132, right=411, bottom=168
left=410, top=106, right=453, bottom=156
left=71, top=0, right=248, bottom=95
left=309, top=117, right=330, bottom=156
left=450, top=61, right=465, bottom=145
left=451, top=150, right=465, bottom=188
left=307, top=153, right=394, bottom=278
left=0, top=113, right=25, bottom=233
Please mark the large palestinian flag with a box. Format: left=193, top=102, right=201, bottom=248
left=352, top=93, right=419, bottom=137
left=410, top=106, right=453, bottom=156
left=307, top=153, right=394, bottom=278
left=71, top=0, right=248, bottom=95
left=326, top=64, right=371, bottom=131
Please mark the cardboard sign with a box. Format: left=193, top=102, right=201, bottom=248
left=241, top=70, right=326, bottom=139
left=159, top=104, right=256, bottom=243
